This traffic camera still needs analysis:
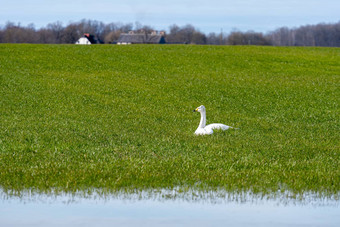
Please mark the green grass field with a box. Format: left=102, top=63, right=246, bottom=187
left=0, top=44, right=339, bottom=197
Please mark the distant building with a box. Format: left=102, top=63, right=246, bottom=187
left=76, top=36, right=91, bottom=45
left=75, top=33, right=102, bottom=45
left=116, top=31, right=166, bottom=45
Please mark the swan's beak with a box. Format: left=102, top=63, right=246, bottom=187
left=193, top=108, right=198, bottom=112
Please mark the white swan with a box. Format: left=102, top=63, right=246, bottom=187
left=193, top=105, right=236, bottom=135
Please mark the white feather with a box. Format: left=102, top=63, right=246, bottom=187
left=194, top=105, right=237, bottom=135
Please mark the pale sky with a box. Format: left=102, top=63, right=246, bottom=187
left=1, top=0, right=339, bottom=33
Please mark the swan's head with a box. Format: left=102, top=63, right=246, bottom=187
left=193, top=105, right=206, bottom=113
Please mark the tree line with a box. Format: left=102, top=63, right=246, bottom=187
left=0, top=19, right=339, bottom=47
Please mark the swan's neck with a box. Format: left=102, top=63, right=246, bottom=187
left=198, top=111, right=206, bottom=128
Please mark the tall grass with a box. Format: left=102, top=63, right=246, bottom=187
left=0, top=44, right=339, bottom=196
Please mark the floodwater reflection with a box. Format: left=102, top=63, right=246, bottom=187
left=1, top=188, right=339, bottom=227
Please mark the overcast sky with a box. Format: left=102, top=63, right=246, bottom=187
left=1, top=0, right=339, bottom=33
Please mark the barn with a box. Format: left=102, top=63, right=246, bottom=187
left=75, top=33, right=102, bottom=45
left=117, top=31, right=166, bottom=45
left=75, top=37, right=91, bottom=45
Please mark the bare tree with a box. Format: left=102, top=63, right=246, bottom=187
left=266, top=21, right=340, bottom=47
left=1, top=19, right=339, bottom=46
left=227, top=31, right=271, bottom=45
left=77, top=19, right=105, bottom=42
left=1, top=22, right=39, bottom=43
left=46, top=21, right=64, bottom=43
left=206, top=32, right=228, bottom=45
left=61, top=23, right=82, bottom=43
left=104, top=30, right=121, bottom=43
left=166, top=24, right=207, bottom=44
left=191, top=31, right=206, bottom=44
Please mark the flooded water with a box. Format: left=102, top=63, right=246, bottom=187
left=1, top=189, right=339, bottom=227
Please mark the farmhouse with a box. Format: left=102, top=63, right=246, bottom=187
left=117, top=31, right=166, bottom=45
left=75, top=33, right=101, bottom=45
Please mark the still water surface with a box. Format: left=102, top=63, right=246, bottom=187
left=1, top=189, right=339, bottom=227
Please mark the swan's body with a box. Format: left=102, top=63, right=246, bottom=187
left=194, top=105, right=235, bottom=135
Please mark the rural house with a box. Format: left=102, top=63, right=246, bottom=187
left=116, top=31, right=166, bottom=45
left=75, top=33, right=102, bottom=44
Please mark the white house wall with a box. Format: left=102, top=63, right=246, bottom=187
left=75, top=37, right=91, bottom=45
